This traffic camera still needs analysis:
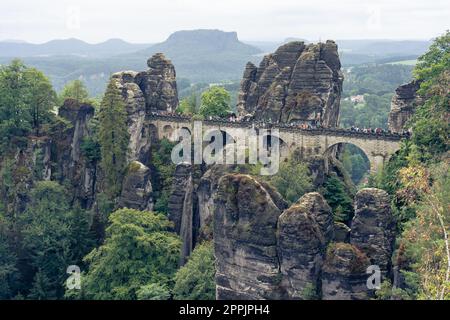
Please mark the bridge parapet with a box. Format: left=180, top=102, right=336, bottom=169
left=146, top=114, right=406, bottom=141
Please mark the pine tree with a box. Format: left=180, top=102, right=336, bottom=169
left=98, top=79, right=129, bottom=198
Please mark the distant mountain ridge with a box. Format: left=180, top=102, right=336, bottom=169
left=0, top=38, right=152, bottom=57
left=148, top=29, right=261, bottom=55
left=0, top=30, right=432, bottom=96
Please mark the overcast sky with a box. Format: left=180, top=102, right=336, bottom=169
left=1, top=0, right=449, bottom=43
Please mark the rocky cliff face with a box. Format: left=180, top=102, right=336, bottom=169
left=136, top=53, right=178, bottom=112
left=350, top=188, right=396, bottom=276
left=213, top=176, right=395, bottom=300
left=278, top=192, right=333, bottom=299
left=118, top=161, right=153, bottom=211
left=388, top=80, right=421, bottom=133
left=237, top=41, right=343, bottom=126
left=167, top=164, right=201, bottom=264
left=321, top=243, right=371, bottom=300
left=55, top=99, right=96, bottom=207
left=111, top=71, right=147, bottom=162
left=110, top=53, right=178, bottom=161
left=214, top=174, right=286, bottom=300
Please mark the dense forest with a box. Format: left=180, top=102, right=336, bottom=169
left=0, top=31, right=448, bottom=300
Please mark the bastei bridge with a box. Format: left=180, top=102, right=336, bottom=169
left=146, top=114, right=405, bottom=173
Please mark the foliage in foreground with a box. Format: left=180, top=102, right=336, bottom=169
left=79, top=208, right=181, bottom=300
left=173, top=241, right=216, bottom=300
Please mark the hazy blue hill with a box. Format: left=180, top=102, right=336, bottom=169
left=336, top=39, right=431, bottom=65
left=0, top=38, right=151, bottom=57
left=0, top=32, right=431, bottom=97
left=126, top=29, right=262, bottom=83
left=146, top=29, right=261, bottom=55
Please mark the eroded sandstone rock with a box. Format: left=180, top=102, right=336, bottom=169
left=214, top=174, right=285, bottom=300
left=135, top=53, right=178, bottom=113
left=111, top=71, right=148, bottom=162
left=322, top=242, right=371, bottom=300
left=333, top=222, right=351, bottom=243
left=350, top=188, right=396, bottom=277
left=388, top=80, right=421, bottom=133
left=118, top=161, right=153, bottom=211
left=56, top=99, right=96, bottom=207
left=277, top=192, right=333, bottom=299
left=237, top=41, right=343, bottom=126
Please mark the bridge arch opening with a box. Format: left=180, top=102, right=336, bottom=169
left=204, top=129, right=235, bottom=147
left=143, top=123, right=158, bottom=142
left=260, top=133, right=289, bottom=162
left=324, top=143, right=371, bottom=185
left=162, top=124, right=174, bottom=140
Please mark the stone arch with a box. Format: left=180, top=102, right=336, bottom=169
left=179, top=126, right=191, bottom=135
left=162, top=124, right=174, bottom=140
left=144, top=123, right=158, bottom=143
left=323, top=142, right=373, bottom=179
left=260, top=133, right=290, bottom=162
left=204, top=129, right=236, bottom=146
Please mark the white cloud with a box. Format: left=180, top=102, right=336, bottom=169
left=0, top=0, right=448, bottom=43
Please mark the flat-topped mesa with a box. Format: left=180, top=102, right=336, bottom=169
left=237, top=40, right=343, bottom=126
left=388, top=80, right=421, bottom=133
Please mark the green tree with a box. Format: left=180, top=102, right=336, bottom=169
left=19, top=181, right=73, bottom=299
left=0, top=60, right=31, bottom=143
left=173, top=241, right=216, bottom=300
left=58, top=80, right=90, bottom=105
left=151, top=139, right=176, bottom=214
left=0, top=60, right=57, bottom=148
left=68, top=204, right=95, bottom=266
left=137, top=283, right=171, bottom=300
left=322, top=174, right=354, bottom=222
left=24, top=68, right=57, bottom=135
left=81, top=208, right=181, bottom=300
left=0, top=217, right=18, bottom=299
left=176, top=94, right=197, bottom=115
left=410, top=30, right=449, bottom=159
left=199, top=86, right=231, bottom=118
left=98, top=79, right=130, bottom=198
left=268, top=155, right=312, bottom=204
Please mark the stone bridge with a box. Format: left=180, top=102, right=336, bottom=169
left=146, top=115, right=405, bottom=173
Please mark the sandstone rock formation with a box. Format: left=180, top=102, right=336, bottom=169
left=58, top=98, right=95, bottom=163
left=388, top=80, right=421, bottom=133
left=213, top=175, right=396, bottom=300
left=110, top=53, right=178, bottom=161
left=333, top=222, right=351, bottom=243
left=321, top=243, right=371, bottom=300
left=278, top=192, right=333, bottom=299
left=168, top=164, right=196, bottom=234
left=237, top=41, right=343, bottom=126
left=350, top=188, right=396, bottom=276
left=197, top=165, right=236, bottom=241
left=135, top=53, right=178, bottom=113
left=214, top=174, right=285, bottom=300
left=111, top=71, right=147, bottom=162
left=167, top=164, right=206, bottom=264
left=118, top=161, right=153, bottom=211
left=56, top=99, right=96, bottom=207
